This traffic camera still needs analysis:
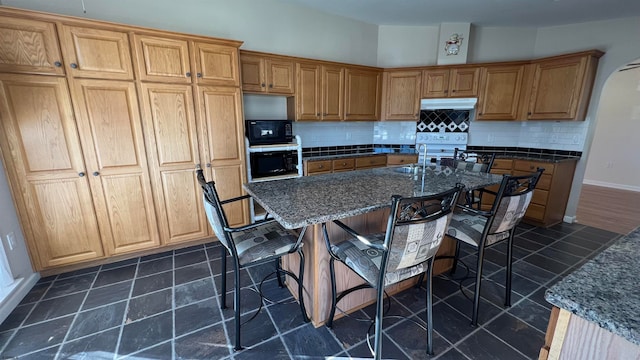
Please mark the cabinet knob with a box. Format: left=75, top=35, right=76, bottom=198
left=195, top=164, right=201, bottom=170
left=261, top=83, right=266, bottom=87
left=316, top=113, right=320, bottom=116
left=186, top=72, right=191, bottom=77
left=54, top=61, right=62, bottom=67
left=92, top=171, right=100, bottom=176
left=197, top=73, right=202, bottom=78
left=451, top=89, right=456, bottom=93
left=400, top=159, right=405, bottom=163
left=269, top=84, right=273, bottom=88
left=528, top=112, right=532, bottom=115
left=78, top=172, right=85, bottom=177
left=206, top=163, right=211, bottom=168
left=70, top=63, right=78, bottom=69
left=318, top=165, right=323, bottom=169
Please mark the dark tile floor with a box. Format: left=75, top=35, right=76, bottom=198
left=0, top=222, right=621, bottom=359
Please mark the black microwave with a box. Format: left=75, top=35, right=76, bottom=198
left=250, top=151, right=297, bottom=179
left=246, top=120, right=293, bottom=145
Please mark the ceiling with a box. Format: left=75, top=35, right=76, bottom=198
left=283, top=0, right=640, bottom=27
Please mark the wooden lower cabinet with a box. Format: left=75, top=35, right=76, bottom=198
left=304, top=154, right=400, bottom=176
left=481, top=158, right=577, bottom=227
left=0, top=74, right=105, bottom=269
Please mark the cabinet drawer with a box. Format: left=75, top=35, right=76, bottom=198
left=356, top=155, right=387, bottom=169
left=332, top=158, right=355, bottom=172
left=387, top=154, right=418, bottom=165
left=514, top=160, right=555, bottom=175
left=490, top=169, right=511, bottom=175
left=492, top=158, right=513, bottom=170
left=525, top=203, right=546, bottom=221
left=306, top=160, right=332, bottom=174
left=531, top=188, right=549, bottom=205
left=514, top=170, right=552, bottom=190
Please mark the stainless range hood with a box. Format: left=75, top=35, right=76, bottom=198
left=420, top=98, right=477, bottom=110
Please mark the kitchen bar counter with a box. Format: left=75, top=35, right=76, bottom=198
left=244, top=165, right=502, bottom=229
left=540, top=227, right=640, bottom=359
left=243, top=165, right=503, bottom=326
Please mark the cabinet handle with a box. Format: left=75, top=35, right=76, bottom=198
left=54, top=61, right=62, bottom=67
left=195, top=164, right=201, bottom=170
left=92, top=171, right=100, bottom=176
left=197, top=73, right=202, bottom=78
left=186, top=72, right=191, bottom=77
left=206, top=163, right=211, bottom=168
left=70, top=63, right=78, bottom=69
left=78, top=172, right=85, bottom=177
left=261, top=83, right=266, bottom=87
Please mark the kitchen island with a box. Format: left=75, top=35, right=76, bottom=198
left=244, top=165, right=502, bottom=326
left=541, top=227, right=640, bottom=359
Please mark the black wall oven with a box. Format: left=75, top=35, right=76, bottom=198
left=249, top=151, right=297, bottom=179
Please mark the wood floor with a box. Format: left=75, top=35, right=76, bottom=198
left=576, top=184, right=640, bottom=235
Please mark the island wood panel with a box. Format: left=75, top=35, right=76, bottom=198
left=576, top=184, right=640, bottom=235
left=282, top=208, right=457, bottom=326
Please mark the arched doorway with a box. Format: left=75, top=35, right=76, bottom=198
left=576, top=59, right=640, bottom=235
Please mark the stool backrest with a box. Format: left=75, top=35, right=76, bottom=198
left=487, top=169, right=543, bottom=235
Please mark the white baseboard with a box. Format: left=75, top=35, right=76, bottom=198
left=0, top=273, right=39, bottom=323
left=582, top=180, right=640, bottom=192
left=563, top=215, right=577, bottom=224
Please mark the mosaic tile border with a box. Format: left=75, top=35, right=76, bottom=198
left=301, top=144, right=416, bottom=157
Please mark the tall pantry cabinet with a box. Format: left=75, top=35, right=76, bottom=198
left=0, top=7, right=247, bottom=272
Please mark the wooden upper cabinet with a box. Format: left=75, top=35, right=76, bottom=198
left=322, top=65, right=345, bottom=121
left=476, top=64, right=526, bottom=121
left=294, top=62, right=321, bottom=121
left=240, top=52, right=294, bottom=94
left=422, top=67, right=479, bottom=98
left=290, top=62, right=345, bottom=121
left=421, top=69, right=450, bottom=98
left=139, top=83, right=209, bottom=244
left=69, top=79, right=160, bottom=255
left=133, top=35, right=192, bottom=83
left=383, top=70, right=422, bottom=120
left=0, top=16, right=65, bottom=75
left=193, top=41, right=240, bottom=86
left=58, top=25, right=133, bottom=80
left=0, top=74, right=103, bottom=269
left=344, top=68, right=382, bottom=121
left=528, top=51, right=603, bottom=121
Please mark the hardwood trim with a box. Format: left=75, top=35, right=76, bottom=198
left=547, top=308, right=572, bottom=360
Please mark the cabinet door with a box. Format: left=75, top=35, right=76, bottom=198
left=528, top=56, right=588, bottom=120
left=266, top=59, right=295, bottom=94
left=209, top=164, right=249, bottom=228
left=197, top=86, right=245, bottom=165
left=70, top=79, right=159, bottom=255
left=344, top=68, right=381, bottom=121
left=139, top=83, right=209, bottom=245
left=322, top=65, right=344, bottom=121
left=0, top=16, right=64, bottom=75
left=0, top=74, right=103, bottom=269
left=295, top=62, right=321, bottom=121
left=477, top=65, right=525, bottom=121
left=133, top=35, right=192, bottom=83
left=193, top=41, right=239, bottom=86
left=59, top=25, right=133, bottom=80
left=240, top=54, right=265, bottom=92
left=421, top=69, right=449, bottom=98
left=449, top=67, right=479, bottom=97
left=383, top=70, right=421, bottom=120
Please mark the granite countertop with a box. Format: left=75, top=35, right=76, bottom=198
left=545, top=227, right=640, bottom=345
left=243, top=165, right=502, bottom=229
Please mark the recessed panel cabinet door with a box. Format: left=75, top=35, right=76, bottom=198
left=383, top=70, right=421, bottom=120
left=139, top=83, right=209, bottom=244
left=295, top=62, right=321, bottom=121
left=322, top=65, right=344, bottom=121
left=133, top=35, right=192, bottom=83
left=344, top=68, right=381, bottom=121
left=197, top=86, right=244, bottom=164
left=0, top=74, right=103, bottom=269
left=476, top=65, right=525, bottom=120
left=69, top=79, right=159, bottom=255
left=421, top=69, right=450, bottom=98
left=59, top=25, right=134, bottom=80
left=193, top=42, right=239, bottom=86
left=0, top=16, right=65, bottom=75
left=210, top=164, right=248, bottom=228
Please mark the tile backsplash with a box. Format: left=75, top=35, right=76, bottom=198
left=468, top=120, right=589, bottom=151
left=294, top=121, right=417, bottom=147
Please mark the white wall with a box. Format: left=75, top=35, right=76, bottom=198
left=467, top=26, right=537, bottom=63
left=3, top=0, right=380, bottom=66
left=377, top=25, right=439, bottom=67
left=583, top=67, right=640, bottom=191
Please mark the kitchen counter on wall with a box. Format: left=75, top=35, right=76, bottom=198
left=540, top=227, right=640, bottom=358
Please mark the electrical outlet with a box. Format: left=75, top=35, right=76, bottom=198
left=6, top=232, right=15, bottom=251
